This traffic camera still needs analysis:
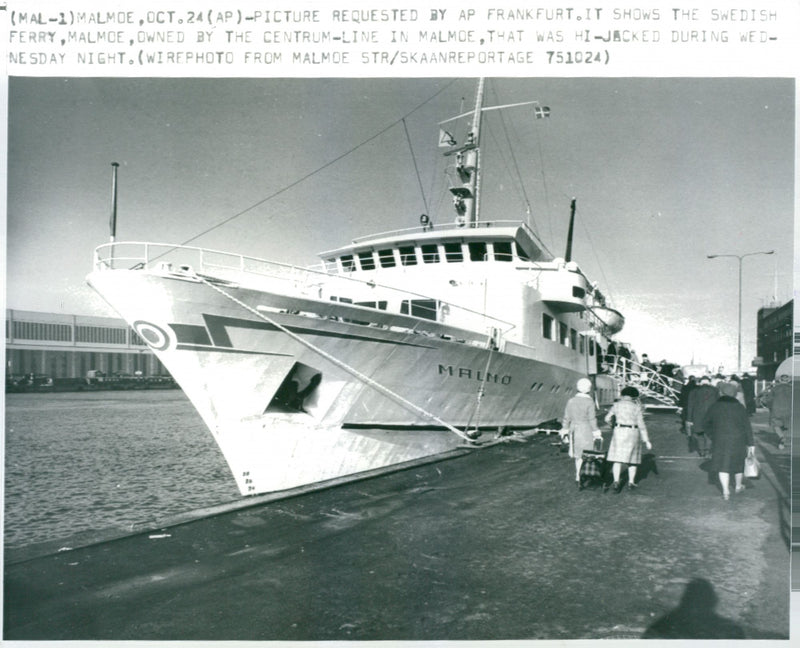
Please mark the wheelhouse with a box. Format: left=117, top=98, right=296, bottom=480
left=320, top=221, right=550, bottom=274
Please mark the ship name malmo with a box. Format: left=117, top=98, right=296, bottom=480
left=439, top=365, right=512, bottom=385
left=439, top=364, right=511, bottom=385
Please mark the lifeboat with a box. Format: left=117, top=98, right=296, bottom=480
left=593, top=305, right=625, bottom=334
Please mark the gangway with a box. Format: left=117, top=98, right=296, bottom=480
left=605, top=356, right=682, bottom=411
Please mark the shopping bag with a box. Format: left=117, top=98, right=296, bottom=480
left=744, top=454, right=760, bottom=479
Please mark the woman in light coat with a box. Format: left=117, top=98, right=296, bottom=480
left=605, top=386, right=652, bottom=492
left=561, top=377, right=601, bottom=485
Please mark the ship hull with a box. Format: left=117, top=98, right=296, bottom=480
left=88, top=269, right=583, bottom=495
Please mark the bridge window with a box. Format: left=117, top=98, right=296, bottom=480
left=444, top=242, right=463, bottom=263
left=542, top=313, right=554, bottom=340
left=340, top=255, right=355, bottom=272
left=378, top=249, right=396, bottom=268
left=355, top=301, right=388, bottom=310
left=493, top=241, right=513, bottom=261
left=468, top=241, right=488, bottom=261
left=400, top=299, right=437, bottom=321
left=421, top=244, right=440, bottom=263
left=559, top=322, right=568, bottom=346
left=572, top=286, right=586, bottom=299
left=570, top=328, right=578, bottom=350
left=399, top=246, right=417, bottom=266
left=579, top=334, right=586, bottom=354
left=358, top=251, right=375, bottom=270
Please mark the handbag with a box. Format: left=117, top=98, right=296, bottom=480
left=744, top=453, right=760, bottom=479
left=687, top=434, right=699, bottom=454
left=559, top=434, right=570, bottom=453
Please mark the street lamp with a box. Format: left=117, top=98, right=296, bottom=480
left=707, top=250, right=775, bottom=373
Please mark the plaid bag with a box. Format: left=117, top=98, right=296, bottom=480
left=580, top=450, right=605, bottom=477
left=580, top=438, right=606, bottom=478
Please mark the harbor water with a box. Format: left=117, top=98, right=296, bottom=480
left=4, top=390, right=241, bottom=551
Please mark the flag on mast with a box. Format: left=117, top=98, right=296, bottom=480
left=438, top=129, right=457, bottom=147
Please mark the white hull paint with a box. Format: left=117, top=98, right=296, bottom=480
left=88, top=268, right=583, bottom=494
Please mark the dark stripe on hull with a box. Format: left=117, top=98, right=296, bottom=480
left=170, top=314, right=436, bottom=350
left=175, top=344, right=293, bottom=356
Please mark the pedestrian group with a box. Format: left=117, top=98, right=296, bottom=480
left=561, top=367, right=783, bottom=500
left=561, top=380, right=651, bottom=494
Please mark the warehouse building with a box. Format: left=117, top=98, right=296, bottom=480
left=5, top=309, right=167, bottom=380
left=755, top=299, right=794, bottom=381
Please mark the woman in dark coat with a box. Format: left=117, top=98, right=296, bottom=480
left=702, top=382, right=755, bottom=500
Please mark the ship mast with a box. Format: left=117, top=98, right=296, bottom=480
left=564, top=198, right=576, bottom=261
left=441, top=79, right=545, bottom=227
left=109, top=161, right=120, bottom=242
left=463, top=78, right=485, bottom=226
left=440, top=79, right=485, bottom=227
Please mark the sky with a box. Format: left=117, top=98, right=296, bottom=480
left=5, top=76, right=795, bottom=372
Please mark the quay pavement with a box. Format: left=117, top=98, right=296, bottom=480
left=4, top=407, right=790, bottom=640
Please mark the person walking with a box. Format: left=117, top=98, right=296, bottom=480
left=761, top=373, right=791, bottom=450
left=740, top=373, right=756, bottom=415
left=728, top=375, right=746, bottom=407
left=702, top=381, right=755, bottom=500
left=604, top=386, right=652, bottom=492
left=560, top=377, right=602, bottom=486
left=686, top=376, right=719, bottom=456
left=679, top=376, right=697, bottom=434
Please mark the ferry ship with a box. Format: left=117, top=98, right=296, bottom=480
left=87, top=79, right=624, bottom=496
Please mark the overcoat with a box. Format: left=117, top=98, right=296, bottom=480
left=687, top=384, right=719, bottom=432
left=702, top=395, right=754, bottom=474
left=562, top=393, right=598, bottom=458
left=763, top=382, right=791, bottom=426
left=604, top=396, right=648, bottom=465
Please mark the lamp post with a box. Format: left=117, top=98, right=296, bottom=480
left=707, top=250, right=775, bottom=373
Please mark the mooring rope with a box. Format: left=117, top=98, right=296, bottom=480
left=196, top=275, right=477, bottom=443
left=464, top=334, right=495, bottom=435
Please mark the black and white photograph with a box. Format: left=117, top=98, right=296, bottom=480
left=3, top=1, right=798, bottom=644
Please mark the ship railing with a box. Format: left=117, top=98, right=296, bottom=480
left=605, top=355, right=682, bottom=408
left=348, top=219, right=527, bottom=246
left=93, top=241, right=343, bottom=278
left=92, top=241, right=515, bottom=337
